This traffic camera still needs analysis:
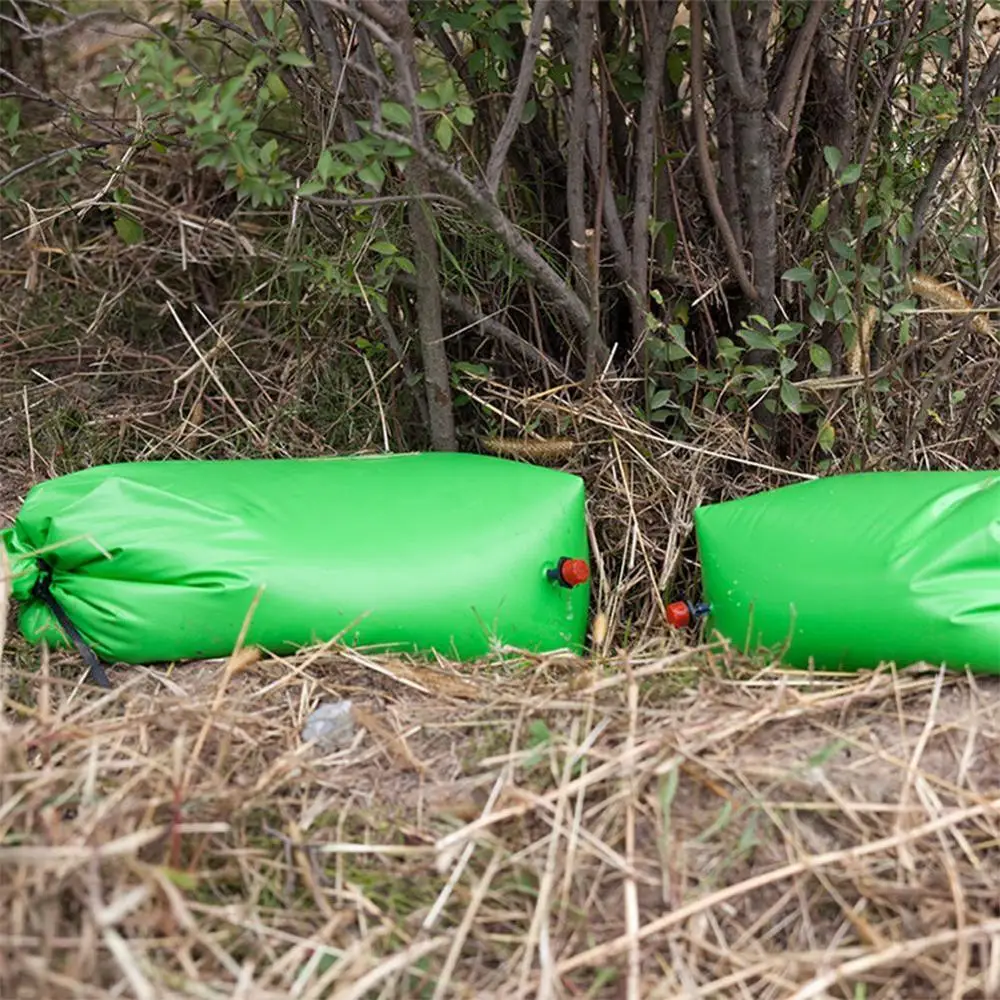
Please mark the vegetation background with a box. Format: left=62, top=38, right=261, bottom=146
left=1, top=1, right=1000, bottom=997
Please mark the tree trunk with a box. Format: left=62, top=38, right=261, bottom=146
left=364, top=0, right=457, bottom=451
left=720, top=1, right=778, bottom=323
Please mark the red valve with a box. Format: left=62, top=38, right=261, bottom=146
left=560, top=558, right=590, bottom=587
left=666, top=599, right=711, bottom=629
left=547, top=557, right=590, bottom=588
left=666, top=601, right=692, bottom=628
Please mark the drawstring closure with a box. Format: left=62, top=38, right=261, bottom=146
left=31, top=563, right=111, bottom=689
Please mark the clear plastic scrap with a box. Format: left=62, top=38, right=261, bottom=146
left=302, top=699, right=355, bottom=751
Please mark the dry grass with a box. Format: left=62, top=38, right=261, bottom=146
left=2, top=380, right=999, bottom=997
left=2, top=626, right=999, bottom=999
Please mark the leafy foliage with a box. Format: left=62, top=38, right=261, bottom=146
left=1, top=0, right=998, bottom=469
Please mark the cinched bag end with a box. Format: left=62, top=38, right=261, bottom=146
left=0, top=525, right=43, bottom=601
left=1, top=527, right=111, bottom=689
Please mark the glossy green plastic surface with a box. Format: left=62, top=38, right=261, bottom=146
left=1, top=453, right=591, bottom=665
left=693, top=470, right=1000, bottom=672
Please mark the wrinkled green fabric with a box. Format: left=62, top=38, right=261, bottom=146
left=2, top=453, right=591, bottom=665
left=694, top=470, right=1000, bottom=672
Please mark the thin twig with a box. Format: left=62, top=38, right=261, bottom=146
left=905, top=39, right=1000, bottom=269
left=485, top=0, right=550, bottom=196
left=689, top=0, right=757, bottom=302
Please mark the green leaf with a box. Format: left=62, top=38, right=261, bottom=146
left=832, top=290, right=852, bottom=322
left=838, top=162, right=862, bottom=185
left=316, top=149, right=335, bottom=181
left=434, top=114, right=454, bottom=151
left=829, top=236, right=854, bottom=260
left=296, top=179, right=325, bottom=197
left=370, top=241, right=398, bottom=255
left=649, top=388, right=672, bottom=410
left=454, top=103, right=475, bottom=126
left=667, top=49, right=686, bottom=87
left=520, top=99, right=537, bottom=125
left=810, top=198, right=830, bottom=231
left=823, top=145, right=842, bottom=175
left=782, top=266, right=814, bottom=283
left=436, top=76, right=458, bottom=106
left=738, top=328, right=776, bottom=352
left=818, top=422, right=836, bottom=453
left=809, top=298, right=828, bottom=324
left=862, top=214, right=882, bottom=235
left=381, top=101, right=411, bottom=127
left=746, top=374, right=774, bottom=396
left=453, top=361, right=489, bottom=376
left=887, top=242, right=903, bottom=276
left=809, top=344, right=832, bottom=374
left=492, top=2, right=526, bottom=30
left=416, top=91, right=441, bottom=111
left=779, top=379, right=803, bottom=413
left=265, top=72, right=288, bottom=101
left=114, top=215, right=144, bottom=245
left=357, top=161, right=385, bottom=188
left=774, top=322, right=804, bottom=343
left=277, top=51, right=313, bottom=68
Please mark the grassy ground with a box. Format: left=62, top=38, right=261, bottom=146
left=2, top=603, right=999, bottom=998
left=2, top=396, right=999, bottom=998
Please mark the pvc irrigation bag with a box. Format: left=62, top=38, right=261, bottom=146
left=672, top=470, right=999, bottom=673
left=1, top=453, right=591, bottom=681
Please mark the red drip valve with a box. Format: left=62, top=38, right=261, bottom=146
left=666, top=599, right=711, bottom=628
left=548, top=557, right=590, bottom=588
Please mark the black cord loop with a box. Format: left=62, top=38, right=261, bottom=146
left=31, top=563, right=111, bottom=689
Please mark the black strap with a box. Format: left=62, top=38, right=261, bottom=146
left=31, top=565, right=111, bottom=689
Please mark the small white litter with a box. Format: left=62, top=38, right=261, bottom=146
left=301, top=700, right=355, bottom=751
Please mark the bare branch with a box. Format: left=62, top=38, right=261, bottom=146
left=300, top=1, right=363, bottom=142
left=322, top=0, right=397, bottom=56
left=586, top=103, right=633, bottom=288
left=711, top=0, right=750, bottom=105
left=856, top=1, right=922, bottom=170
left=906, top=39, right=1000, bottom=269
left=190, top=7, right=256, bottom=42
left=0, top=6, right=122, bottom=40
left=715, top=72, right=744, bottom=255
left=0, top=139, right=115, bottom=188
left=485, top=0, right=550, bottom=195
left=769, top=0, right=827, bottom=126
left=392, top=274, right=565, bottom=375
left=567, top=0, right=596, bottom=295
left=630, top=0, right=679, bottom=347
left=322, top=0, right=455, bottom=448
left=689, top=0, right=757, bottom=302
left=372, top=124, right=597, bottom=354
left=355, top=0, right=400, bottom=31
